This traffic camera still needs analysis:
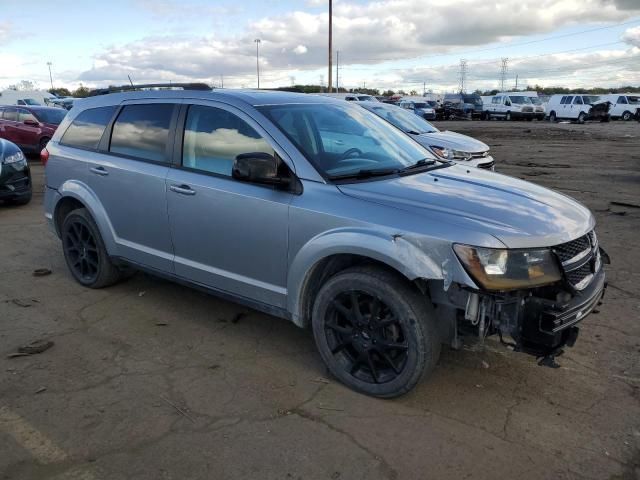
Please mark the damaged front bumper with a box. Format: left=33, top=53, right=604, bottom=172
left=432, top=247, right=608, bottom=362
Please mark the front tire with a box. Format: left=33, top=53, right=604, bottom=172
left=505, top=111, right=511, bottom=121
left=622, top=111, right=632, bottom=121
left=577, top=112, right=586, bottom=124
left=61, top=208, right=122, bottom=288
left=549, top=112, right=557, bottom=122
left=311, top=266, right=441, bottom=398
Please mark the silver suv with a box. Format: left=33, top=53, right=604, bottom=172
left=43, top=85, right=608, bottom=397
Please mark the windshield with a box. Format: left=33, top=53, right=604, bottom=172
left=23, top=98, right=40, bottom=105
left=363, top=104, right=439, bottom=134
left=34, top=108, right=67, bottom=125
left=357, top=96, right=376, bottom=101
left=258, top=103, right=435, bottom=179
left=529, top=97, right=542, bottom=105
left=509, top=96, right=532, bottom=104
left=462, top=95, right=483, bottom=105
left=583, top=96, right=600, bottom=104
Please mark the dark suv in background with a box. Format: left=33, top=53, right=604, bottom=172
left=442, top=93, right=484, bottom=120
left=0, top=106, right=66, bottom=154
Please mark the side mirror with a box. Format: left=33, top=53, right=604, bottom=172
left=23, top=119, right=39, bottom=126
left=232, top=152, right=291, bottom=188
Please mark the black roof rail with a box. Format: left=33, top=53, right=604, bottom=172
left=88, top=82, right=212, bottom=97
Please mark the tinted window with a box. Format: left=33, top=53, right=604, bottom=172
left=2, top=108, right=18, bottom=121
left=18, top=109, right=38, bottom=123
left=573, top=96, right=583, bottom=105
left=565, top=96, right=573, bottom=104
left=34, top=108, right=67, bottom=125
left=110, top=104, right=174, bottom=162
left=61, top=106, right=116, bottom=150
left=183, top=105, right=272, bottom=177
left=618, top=96, right=628, bottom=104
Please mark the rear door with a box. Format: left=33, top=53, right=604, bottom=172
left=165, top=102, right=292, bottom=308
left=16, top=109, right=40, bottom=148
left=86, top=101, right=177, bottom=272
left=1, top=108, right=19, bottom=144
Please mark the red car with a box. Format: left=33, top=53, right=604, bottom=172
left=0, top=105, right=67, bottom=154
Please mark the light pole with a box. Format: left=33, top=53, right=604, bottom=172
left=46, top=62, right=53, bottom=90
left=328, top=0, right=333, bottom=93
left=254, top=38, right=261, bottom=89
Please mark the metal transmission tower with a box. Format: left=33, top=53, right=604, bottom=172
left=500, top=58, right=509, bottom=92
left=458, top=59, right=467, bottom=93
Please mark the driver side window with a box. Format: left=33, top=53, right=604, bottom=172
left=182, top=105, right=273, bottom=177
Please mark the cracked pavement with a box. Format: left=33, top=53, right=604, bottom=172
left=1, top=121, right=639, bottom=479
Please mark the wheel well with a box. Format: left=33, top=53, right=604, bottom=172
left=54, top=196, right=85, bottom=236
left=297, top=254, right=418, bottom=328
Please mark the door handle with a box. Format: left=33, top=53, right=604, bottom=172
left=90, top=166, right=108, bottom=176
left=169, top=184, right=196, bottom=196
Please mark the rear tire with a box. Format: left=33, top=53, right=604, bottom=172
left=549, top=112, right=557, bottom=123
left=311, top=266, right=441, bottom=398
left=38, top=137, right=50, bottom=153
left=61, top=208, right=122, bottom=288
left=577, top=112, right=586, bottom=124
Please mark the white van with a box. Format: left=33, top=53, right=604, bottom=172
left=483, top=93, right=536, bottom=120
left=546, top=94, right=610, bottom=123
left=315, top=92, right=379, bottom=102
left=602, top=94, right=639, bottom=121
left=0, top=89, right=55, bottom=106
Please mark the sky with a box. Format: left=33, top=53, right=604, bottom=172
left=1, top=0, right=639, bottom=93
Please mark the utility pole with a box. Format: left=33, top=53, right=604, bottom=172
left=220, top=74, right=224, bottom=88
left=336, top=50, right=339, bottom=92
left=458, top=59, right=467, bottom=93
left=254, top=38, right=261, bottom=89
left=46, top=62, right=53, bottom=90
left=500, top=58, right=509, bottom=92
left=423, top=81, right=426, bottom=96
left=515, top=74, right=518, bottom=90
left=328, top=0, right=333, bottom=92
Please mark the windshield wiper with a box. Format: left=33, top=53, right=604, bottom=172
left=398, top=158, right=450, bottom=175
left=328, top=168, right=399, bottom=180
left=406, top=130, right=422, bottom=135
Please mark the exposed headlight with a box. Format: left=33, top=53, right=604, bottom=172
left=3, top=151, right=26, bottom=165
left=431, top=147, right=471, bottom=161
left=453, top=244, right=562, bottom=291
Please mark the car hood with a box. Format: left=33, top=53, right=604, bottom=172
left=415, top=130, right=489, bottom=153
left=338, top=165, right=593, bottom=248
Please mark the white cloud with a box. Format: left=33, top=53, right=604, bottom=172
left=71, top=0, right=640, bottom=89
left=622, top=25, right=640, bottom=47
left=293, top=45, right=308, bottom=55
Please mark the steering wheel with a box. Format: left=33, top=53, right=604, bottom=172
left=339, top=148, right=362, bottom=160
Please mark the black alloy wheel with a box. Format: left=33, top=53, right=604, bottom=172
left=61, top=208, right=124, bottom=288
left=325, top=290, right=408, bottom=385
left=64, top=219, right=100, bottom=284
left=312, top=266, right=440, bottom=398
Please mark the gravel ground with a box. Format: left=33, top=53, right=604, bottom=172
left=1, top=119, right=639, bottom=480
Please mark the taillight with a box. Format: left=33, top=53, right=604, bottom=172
left=40, top=147, right=49, bottom=166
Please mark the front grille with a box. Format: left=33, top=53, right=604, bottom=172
left=522, top=106, right=534, bottom=112
left=554, top=235, right=591, bottom=264
left=552, top=231, right=600, bottom=290
left=470, top=151, right=489, bottom=159
left=477, top=161, right=495, bottom=170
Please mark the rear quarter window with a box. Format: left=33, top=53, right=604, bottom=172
left=109, top=104, right=174, bottom=163
left=60, top=106, right=117, bottom=150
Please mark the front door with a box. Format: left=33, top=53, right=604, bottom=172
left=166, top=103, right=292, bottom=308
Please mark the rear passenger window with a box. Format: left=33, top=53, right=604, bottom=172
left=109, top=104, right=174, bottom=162
left=2, top=108, right=17, bottom=121
left=182, top=105, right=272, bottom=177
left=61, top=106, right=116, bottom=150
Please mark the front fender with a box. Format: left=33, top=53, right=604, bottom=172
left=55, top=180, right=118, bottom=255
left=287, top=227, right=461, bottom=326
